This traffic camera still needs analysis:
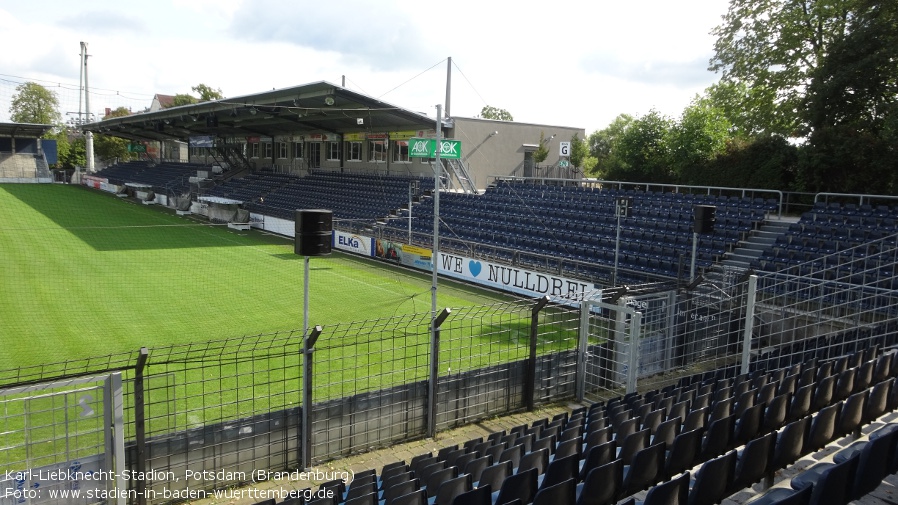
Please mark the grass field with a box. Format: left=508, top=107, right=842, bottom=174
left=0, top=184, right=519, bottom=371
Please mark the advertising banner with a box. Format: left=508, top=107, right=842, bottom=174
left=373, top=238, right=595, bottom=299
left=435, top=251, right=595, bottom=298
left=333, top=230, right=374, bottom=257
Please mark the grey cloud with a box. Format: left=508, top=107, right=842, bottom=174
left=580, top=52, right=715, bottom=88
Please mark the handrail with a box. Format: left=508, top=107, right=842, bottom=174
left=488, top=175, right=785, bottom=218
left=813, top=192, right=898, bottom=206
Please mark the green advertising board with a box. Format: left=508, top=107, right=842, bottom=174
left=408, top=138, right=461, bottom=159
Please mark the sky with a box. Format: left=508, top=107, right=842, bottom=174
left=0, top=0, right=732, bottom=134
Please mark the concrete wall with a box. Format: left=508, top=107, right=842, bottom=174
left=448, top=117, right=586, bottom=189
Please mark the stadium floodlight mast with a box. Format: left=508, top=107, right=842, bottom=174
left=79, top=41, right=95, bottom=172
left=431, top=104, right=442, bottom=326
left=427, top=104, right=442, bottom=436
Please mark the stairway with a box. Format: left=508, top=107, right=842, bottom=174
left=721, top=217, right=798, bottom=270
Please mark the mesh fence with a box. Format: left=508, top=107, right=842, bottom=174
left=749, top=232, right=898, bottom=371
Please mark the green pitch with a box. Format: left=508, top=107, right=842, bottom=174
left=0, top=184, right=516, bottom=371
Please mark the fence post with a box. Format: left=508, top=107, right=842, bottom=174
left=663, top=291, right=677, bottom=372
left=740, top=275, right=759, bottom=375
left=428, top=309, right=451, bottom=438
left=133, top=347, right=149, bottom=505
left=627, top=312, right=642, bottom=394
left=302, top=325, right=323, bottom=470
left=576, top=300, right=590, bottom=402
left=526, top=296, right=551, bottom=411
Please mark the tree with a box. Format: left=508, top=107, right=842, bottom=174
left=668, top=95, right=733, bottom=181
left=57, top=135, right=86, bottom=170
left=695, top=135, right=799, bottom=189
left=533, top=131, right=550, bottom=164
left=569, top=133, right=597, bottom=173
left=605, top=110, right=674, bottom=183
left=798, top=0, right=898, bottom=193
left=587, top=114, right=633, bottom=177
left=479, top=105, right=513, bottom=121
left=9, top=82, right=61, bottom=126
left=704, top=81, right=778, bottom=139
left=171, top=94, right=198, bottom=107
left=192, top=84, right=224, bottom=101
left=709, top=0, right=860, bottom=137
left=94, top=107, right=133, bottom=163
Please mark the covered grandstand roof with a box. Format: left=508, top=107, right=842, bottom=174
left=0, top=122, right=55, bottom=138
left=82, top=81, right=438, bottom=143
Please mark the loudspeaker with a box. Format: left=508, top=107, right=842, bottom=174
left=694, top=205, right=716, bottom=234
left=294, top=209, right=332, bottom=256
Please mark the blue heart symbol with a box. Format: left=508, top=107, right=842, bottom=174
left=469, top=260, right=482, bottom=277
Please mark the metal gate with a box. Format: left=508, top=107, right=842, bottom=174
left=577, top=299, right=643, bottom=402
left=0, top=374, right=125, bottom=505
left=576, top=292, right=683, bottom=402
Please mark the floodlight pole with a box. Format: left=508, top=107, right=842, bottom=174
left=428, top=105, right=442, bottom=437
left=301, top=256, right=310, bottom=469
left=431, top=105, right=442, bottom=324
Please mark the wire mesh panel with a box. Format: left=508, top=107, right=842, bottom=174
left=578, top=300, right=641, bottom=402
left=135, top=331, right=304, bottom=500
left=0, top=375, right=122, bottom=505
left=309, top=312, right=431, bottom=463
left=436, top=298, right=580, bottom=429
left=750, top=233, right=898, bottom=371
left=533, top=302, right=582, bottom=404
left=663, top=285, right=748, bottom=382
left=623, top=292, right=679, bottom=392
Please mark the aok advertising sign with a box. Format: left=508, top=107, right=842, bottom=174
left=408, top=138, right=462, bottom=159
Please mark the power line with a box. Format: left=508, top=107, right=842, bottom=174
left=377, top=58, right=447, bottom=100
left=0, top=73, right=154, bottom=98
left=451, top=60, right=489, bottom=109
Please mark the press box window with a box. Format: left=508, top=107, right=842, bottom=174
left=328, top=141, right=341, bottom=161
left=347, top=141, right=362, bottom=162
left=368, top=140, right=386, bottom=162
left=393, top=141, right=410, bottom=163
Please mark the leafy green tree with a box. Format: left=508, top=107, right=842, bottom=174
left=697, top=136, right=799, bottom=189
left=172, top=94, right=198, bottom=107
left=703, top=81, right=778, bottom=139
left=192, top=84, right=224, bottom=101
left=479, top=105, right=513, bottom=121
left=606, top=109, right=674, bottom=183
left=709, top=0, right=860, bottom=137
left=668, top=96, right=733, bottom=182
left=587, top=114, right=633, bottom=177
left=9, top=82, right=62, bottom=125
left=94, top=107, right=133, bottom=162
left=58, top=136, right=86, bottom=170
left=569, top=133, right=597, bottom=173
left=799, top=0, right=898, bottom=193
left=533, top=131, right=549, bottom=164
